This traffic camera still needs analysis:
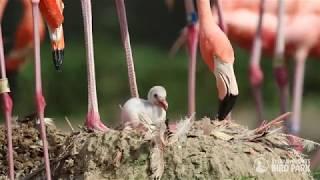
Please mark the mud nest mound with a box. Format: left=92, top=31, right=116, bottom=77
left=16, top=116, right=313, bottom=180
left=0, top=114, right=67, bottom=179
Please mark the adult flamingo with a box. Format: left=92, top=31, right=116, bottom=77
left=171, top=0, right=320, bottom=133
left=197, top=0, right=239, bottom=121
left=220, top=1, right=320, bottom=135
left=170, top=0, right=226, bottom=117
left=0, top=1, right=14, bottom=179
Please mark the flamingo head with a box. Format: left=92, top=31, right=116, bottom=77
left=148, top=86, right=168, bottom=111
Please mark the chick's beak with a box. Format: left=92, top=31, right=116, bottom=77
left=158, top=99, right=168, bottom=111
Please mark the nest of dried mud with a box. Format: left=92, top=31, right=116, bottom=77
left=0, top=114, right=315, bottom=180
left=0, top=114, right=67, bottom=179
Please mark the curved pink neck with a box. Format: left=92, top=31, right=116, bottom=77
left=197, top=0, right=213, bottom=27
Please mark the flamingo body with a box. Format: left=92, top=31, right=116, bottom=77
left=6, top=0, right=45, bottom=73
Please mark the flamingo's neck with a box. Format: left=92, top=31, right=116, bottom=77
left=197, top=0, right=213, bottom=27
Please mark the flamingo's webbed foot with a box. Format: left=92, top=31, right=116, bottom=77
left=86, top=110, right=108, bottom=132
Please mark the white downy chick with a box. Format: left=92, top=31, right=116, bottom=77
left=121, top=86, right=168, bottom=129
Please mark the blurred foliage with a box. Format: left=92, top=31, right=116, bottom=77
left=1, top=0, right=320, bottom=125
left=313, top=169, right=320, bottom=180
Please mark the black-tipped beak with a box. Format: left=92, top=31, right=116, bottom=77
left=216, top=94, right=238, bottom=121
left=52, top=50, right=64, bottom=71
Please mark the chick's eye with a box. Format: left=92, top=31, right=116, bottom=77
left=154, top=94, right=158, bottom=98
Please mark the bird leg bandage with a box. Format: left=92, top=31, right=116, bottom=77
left=0, top=78, right=10, bottom=94
left=186, top=12, right=198, bottom=25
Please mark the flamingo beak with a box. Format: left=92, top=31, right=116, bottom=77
left=52, top=49, right=64, bottom=71
left=217, top=93, right=237, bottom=120
left=214, top=60, right=239, bottom=121
left=158, top=99, right=168, bottom=111
left=48, top=25, right=65, bottom=71
left=215, top=73, right=238, bottom=120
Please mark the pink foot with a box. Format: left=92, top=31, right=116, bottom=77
left=86, top=110, right=108, bottom=132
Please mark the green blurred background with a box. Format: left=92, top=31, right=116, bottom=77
left=2, top=1, right=320, bottom=142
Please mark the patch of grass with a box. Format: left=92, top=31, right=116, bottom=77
left=313, top=169, right=320, bottom=180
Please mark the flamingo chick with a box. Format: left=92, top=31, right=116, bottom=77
left=121, top=86, right=168, bottom=129
left=197, top=0, right=239, bottom=120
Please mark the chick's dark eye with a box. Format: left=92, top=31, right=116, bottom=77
left=154, top=94, right=158, bottom=98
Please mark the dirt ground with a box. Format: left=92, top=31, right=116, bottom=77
left=0, top=115, right=314, bottom=180
left=0, top=114, right=67, bottom=179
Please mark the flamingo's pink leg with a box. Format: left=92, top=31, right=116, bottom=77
left=0, top=11, right=14, bottom=178
left=290, top=48, right=308, bottom=135
left=81, top=0, right=108, bottom=132
left=273, top=0, right=289, bottom=121
left=184, top=0, right=199, bottom=116
left=115, top=0, right=139, bottom=98
left=249, top=0, right=265, bottom=123
left=31, top=0, right=51, bottom=179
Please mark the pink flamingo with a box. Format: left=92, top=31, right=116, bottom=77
left=197, top=0, right=239, bottom=121
left=220, top=1, right=320, bottom=135
left=170, top=0, right=226, bottom=117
